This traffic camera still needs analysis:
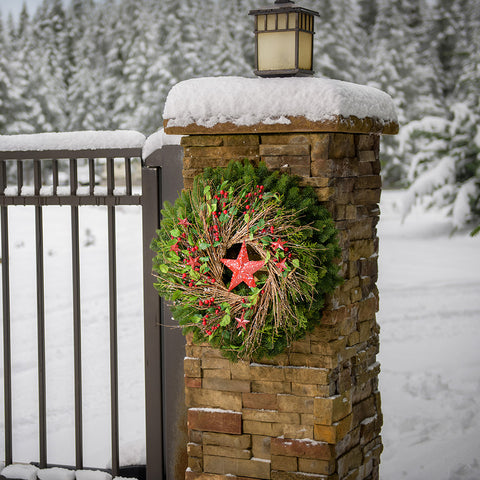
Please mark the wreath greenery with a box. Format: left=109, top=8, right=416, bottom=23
left=151, top=161, right=342, bottom=361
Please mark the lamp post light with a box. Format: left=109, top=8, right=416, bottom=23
left=249, top=0, right=319, bottom=77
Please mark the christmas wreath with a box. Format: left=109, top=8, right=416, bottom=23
left=151, top=161, right=341, bottom=361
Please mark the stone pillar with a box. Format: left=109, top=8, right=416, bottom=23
left=164, top=78, right=398, bottom=480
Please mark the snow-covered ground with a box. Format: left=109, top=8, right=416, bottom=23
left=378, top=190, right=480, bottom=480
left=0, top=205, right=145, bottom=468
left=0, top=190, right=479, bottom=479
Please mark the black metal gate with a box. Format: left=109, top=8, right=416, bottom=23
left=0, top=135, right=184, bottom=480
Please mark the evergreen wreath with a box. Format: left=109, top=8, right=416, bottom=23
left=151, top=161, right=342, bottom=361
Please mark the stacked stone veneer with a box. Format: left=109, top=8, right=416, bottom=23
left=180, top=130, right=383, bottom=480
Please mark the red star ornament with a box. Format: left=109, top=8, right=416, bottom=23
left=271, top=238, right=286, bottom=250
left=186, top=256, right=201, bottom=268
left=235, top=310, right=250, bottom=330
left=170, top=242, right=180, bottom=253
left=221, top=241, right=264, bottom=291
left=178, top=218, right=191, bottom=227
left=275, top=257, right=288, bottom=272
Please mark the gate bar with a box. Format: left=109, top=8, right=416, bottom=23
left=88, top=159, right=95, bottom=196
left=52, top=160, right=59, bottom=196
left=1, top=205, right=12, bottom=466
left=34, top=159, right=47, bottom=468
left=17, top=161, right=23, bottom=195
left=70, top=159, right=83, bottom=469
left=107, top=157, right=119, bottom=476
left=142, top=166, right=164, bottom=480
left=1, top=158, right=13, bottom=465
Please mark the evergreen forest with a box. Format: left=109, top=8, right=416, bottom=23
left=0, top=0, right=479, bottom=229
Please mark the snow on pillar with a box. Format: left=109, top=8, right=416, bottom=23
left=164, top=76, right=398, bottom=480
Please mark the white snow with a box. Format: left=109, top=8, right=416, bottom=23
left=452, top=178, right=477, bottom=228
left=0, top=205, right=145, bottom=468
left=75, top=470, right=112, bottom=480
left=1, top=464, right=38, bottom=480
left=0, top=190, right=478, bottom=480
left=401, top=156, right=455, bottom=220
left=37, top=467, right=76, bottom=480
left=163, top=76, right=398, bottom=129
left=0, top=131, right=145, bottom=152
left=188, top=407, right=241, bottom=414
left=377, top=190, right=480, bottom=480
left=142, top=128, right=183, bottom=160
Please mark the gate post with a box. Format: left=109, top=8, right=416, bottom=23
left=142, top=144, right=185, bottom=480
left=164, top=77, right=398, bottom=480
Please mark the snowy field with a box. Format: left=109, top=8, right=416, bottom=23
left=378, top=191, right=480, bottom=480
left=0, top=190, right=479, bottom=479
left=0, top=205, right=146, bottom=468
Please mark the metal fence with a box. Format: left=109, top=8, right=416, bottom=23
left=0, top=138, right=184, bottom=480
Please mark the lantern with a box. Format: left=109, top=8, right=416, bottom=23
left=249, top=0, right=319, bottom=77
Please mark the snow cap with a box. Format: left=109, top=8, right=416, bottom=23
left=163, top=76, right=398, bottom=135
left=143, top=128, right=183, bottom=160
left=1, top=464, right=39, bottom=480
left=0, top=131, right=145, bottom=153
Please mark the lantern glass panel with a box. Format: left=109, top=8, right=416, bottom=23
left=278, top=13, right=287, bottom=30
left=288, top=12, right=297, bottom=28
left=257, top=31, right=296, bottom=71
left=298, top=31, right=313, bottom=70
left=257, top=15, right=266, bottom=31
left=266, top=14, right=276, bottom=30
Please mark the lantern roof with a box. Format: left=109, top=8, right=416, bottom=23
left=249, top=1, right=319, bottom=17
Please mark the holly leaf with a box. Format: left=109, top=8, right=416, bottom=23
left=204, top=185, right=211, bottom=200
left=220, top=314, right=231, bottom=327
left=292, top=259, right=300, bottom=269
left=199, top=242, right=211, bottom=250
left=170, top=228, right=181, bottom=238
left=221, top=302, right=231, bottom=314
left=200, top=256, right=210, bottom=262
left=159, top=264, right=169, bottom=273
left=200, top=264, right=210, bottom=274
left=244, top=213, right=250, bottom=223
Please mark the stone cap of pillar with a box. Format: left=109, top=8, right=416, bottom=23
left=163, top=76, right=398, bottom=136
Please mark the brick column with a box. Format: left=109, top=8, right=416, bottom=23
left=166, top=111, right=397, bottom=480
